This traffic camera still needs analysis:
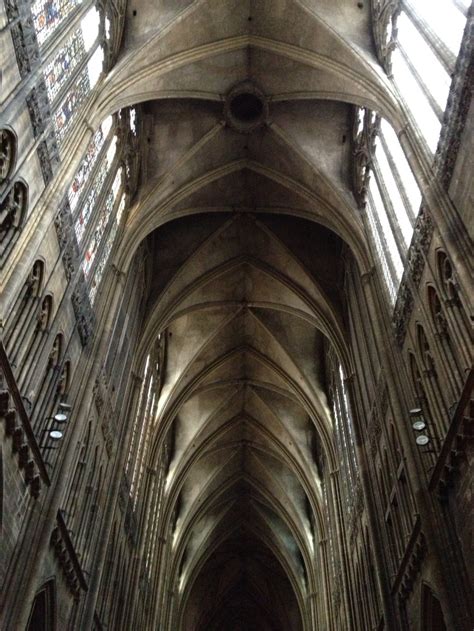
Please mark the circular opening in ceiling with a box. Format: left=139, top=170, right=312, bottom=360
left=229, top=93, right=264, bottom=122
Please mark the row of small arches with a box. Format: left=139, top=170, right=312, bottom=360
left=1, top=128, right=28, bottom=266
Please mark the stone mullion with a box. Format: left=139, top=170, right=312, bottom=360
left=73, top=273, right=143, bottom=630
left=345, top=357, right=400, bottom=631
left=122, top=465, right=156, bottom=629
left=426, top=325, right=461, bottom=410
left=360, top=271, right=473, bottom=630
left=0, top=265, right=126, bottom=629
left=85, top=181, right=124, bottom=290
left=365, top=192, right=400, bottom=303
left=373, top=163, right=409, bottom=265
left=48, top=38, right=101, bottom=116
left=443, top=300, right=472, bottom=370
left=68, top=127, right=115, bottom=226
left=379, top=130, right=417, bottom=225
left=317, top=538, right=334, bottom=631
left=76, top=154, right=120, bottom=266
left=157, top=535, right=173, bottom=629
left=420, top=367, right=449, bottom=440
left=397, top=43, right=444, bottom=122
left=397, top=127, right=472, bottom=297
left=5, top=293, right=39, bottom=362
left=16, top=324, right=48, bottom=388
left=329, top=470, right=356, bottom=630
left=29, top=329, right=74, bottom=428
left=37, top=0, right=96, bottom=67
left=401, top=1, right=457, bottom=74
left=148, top=462, right=167, bottom=627
left=31, top=364, right=59, bottom=436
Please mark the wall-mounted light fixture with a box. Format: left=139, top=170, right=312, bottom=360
left=409, top=408, right=439, bottom=451
left=41, top=402, right=72, bottom=447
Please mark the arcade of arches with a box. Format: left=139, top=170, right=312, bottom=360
left=0, top=0, right=473, bottom=629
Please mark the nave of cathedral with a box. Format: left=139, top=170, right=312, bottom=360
left=0, top=0, right=473, bottom=629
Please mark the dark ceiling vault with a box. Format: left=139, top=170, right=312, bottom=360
left=92, top=0, right=391, bottom=626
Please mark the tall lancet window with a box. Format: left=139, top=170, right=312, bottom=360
left=327, top=347, right=359, bottom=513
left=373, top=0, right=469, bottom=154
left=352, top=110, right=423, bottom=304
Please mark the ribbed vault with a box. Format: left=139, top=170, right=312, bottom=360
left=106, top=0, right=401, bottom=627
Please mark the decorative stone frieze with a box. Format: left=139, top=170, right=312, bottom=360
left=392, top=208, right=434, bottom=346
left=51, top=511, right=88, bottom=599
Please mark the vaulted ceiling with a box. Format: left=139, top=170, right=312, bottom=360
left=98, top=1, right=400, bottom=627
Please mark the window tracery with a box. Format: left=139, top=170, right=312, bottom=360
left=371, top=0, right=469, bottom=153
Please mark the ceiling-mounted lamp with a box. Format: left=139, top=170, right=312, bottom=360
left=58, top=402, right=72, bottom=412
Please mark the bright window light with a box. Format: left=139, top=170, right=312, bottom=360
left=397, top=12, right=451, bottom=111
left=392, top=48, right=441, bottom=152
left=369, top=176, right=404, bottom=282
left=81, top=6, right=100, bottom=51
left=87, top=46, right=104, bottom=87
left=407, top=0, right=466, bottom=55
left=376, top=145, right=414, bottom=249
left=380, top=119, right=422, bottom=219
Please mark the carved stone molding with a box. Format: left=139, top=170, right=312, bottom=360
left=392, top=280, right=413, bottom=347
left=37, top=135, right=60, bottom=185
left=351, top=107, right=380, bottom=209
left=7, top=4, right=41, bottom=78
left=392, top=208, right=434, bottom=347
left=434, top=17, right=474, bottom=189
left=371, top=0, right=402, bottom=75
left=54, top=201, right=79, bottom=281
left=71, top=275, right=95, bottom=346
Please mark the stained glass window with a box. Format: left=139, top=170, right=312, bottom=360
left=82, top=168, right=122, bottom=278
left=74, top=135, right=117, bottom=242
left=53, top=47, right=104, bottom=145
left=44, top=31, right=85, bottom=101
left=54, top=70, right=90, bottom=142
left=32, top=0, right=82, bottom=46
left=43, top=7, right=100, bottom=102
left=68, top=116, right=112, bottom=212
